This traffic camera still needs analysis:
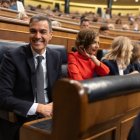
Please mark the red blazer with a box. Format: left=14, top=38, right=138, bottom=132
left=68, top=52, right=109, bottom=80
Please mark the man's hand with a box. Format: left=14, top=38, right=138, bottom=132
left=36, top=102, right=53, bottom=117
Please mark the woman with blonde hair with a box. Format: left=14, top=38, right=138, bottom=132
left=68, top=29, right=110, bottom=80
left=102, top=36, right=136, bottom=75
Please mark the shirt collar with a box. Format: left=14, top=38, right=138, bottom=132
left=31, top=47, right=46, bottom=59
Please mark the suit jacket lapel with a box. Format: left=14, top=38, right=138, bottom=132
left=46, top=48, right=53, bottom=88
left=25, top=45, right=36, bottom=98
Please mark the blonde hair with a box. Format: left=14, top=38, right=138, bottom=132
left=102, top=36, right=133, bottom=68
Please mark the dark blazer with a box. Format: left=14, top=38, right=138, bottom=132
left=102, top=59, right=130, bottom=75
left=127, top=113, right=140, bottom=140
left=0, top=44, right=62, bottom=140
left=127, top=62, right=140, bottom=73
left=0, top=44, right=62, bottom=118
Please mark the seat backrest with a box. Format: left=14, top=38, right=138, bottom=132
left=0, top=40, right=67, bottom=77
left=0, top=40, right=26, bottom=63
left=47, top=44, right=67, bottom=77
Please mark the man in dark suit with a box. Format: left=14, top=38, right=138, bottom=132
left=0, top=14, right=62, bottom=140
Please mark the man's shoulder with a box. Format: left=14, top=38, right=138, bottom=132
left=9, top=44, right=29, bottom=53
left=5, top=44, right=30, bottom=59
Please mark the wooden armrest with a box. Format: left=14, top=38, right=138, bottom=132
left=20, top=118, right=52, bottom=140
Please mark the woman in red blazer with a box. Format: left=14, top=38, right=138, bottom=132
left=68, top=29, right=110, bottom=80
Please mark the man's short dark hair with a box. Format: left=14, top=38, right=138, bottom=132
left=29, top=14, right=52, bottom=32
left=80, top=18, right=89, bottom=25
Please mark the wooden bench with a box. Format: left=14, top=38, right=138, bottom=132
left=20, top=74, right=140, bottom=140
left=0, top=14, right=139, bottom=50
left=1, top=12, right=138, bottom=51
left=0, top=7, right=20, bottom=18
left=0, top=15, right=78, bottom=38
left=0, top=28, right=112, bottom=51
left=1, top=7, right=140, bottom=40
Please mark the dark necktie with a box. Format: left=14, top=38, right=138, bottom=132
left=36, top=56, right=45, bottom=104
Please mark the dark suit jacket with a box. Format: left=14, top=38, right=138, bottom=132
left=127, top=62, right=140, bottom=73
left=102, top=59, right=130, bottom=75
left=0, top=44, right=62, bottom=119
left=127, top=113, right=140, bottom=140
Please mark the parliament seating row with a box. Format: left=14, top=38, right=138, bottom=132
left=0, top=37, right=140, bottom=140
left=0, top=28, right=112, bottom=51
left=0, top=39, right=108, bottom=79
left=0, top=15, right=78, bottom=38
left=20, top=74, right=140, bottom=140
left=1, top=8, right=140, bottom=41
left=1, top=14, right=139, bottom=52
left=0, top=39, right=108, bottom=120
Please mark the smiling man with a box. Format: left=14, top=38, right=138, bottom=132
left=0, top=14, right=62, bottom=140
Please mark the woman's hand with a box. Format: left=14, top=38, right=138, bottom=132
left=83, top=49, right=101, bottom=66
left=83, top=49, right=96, bottom=59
